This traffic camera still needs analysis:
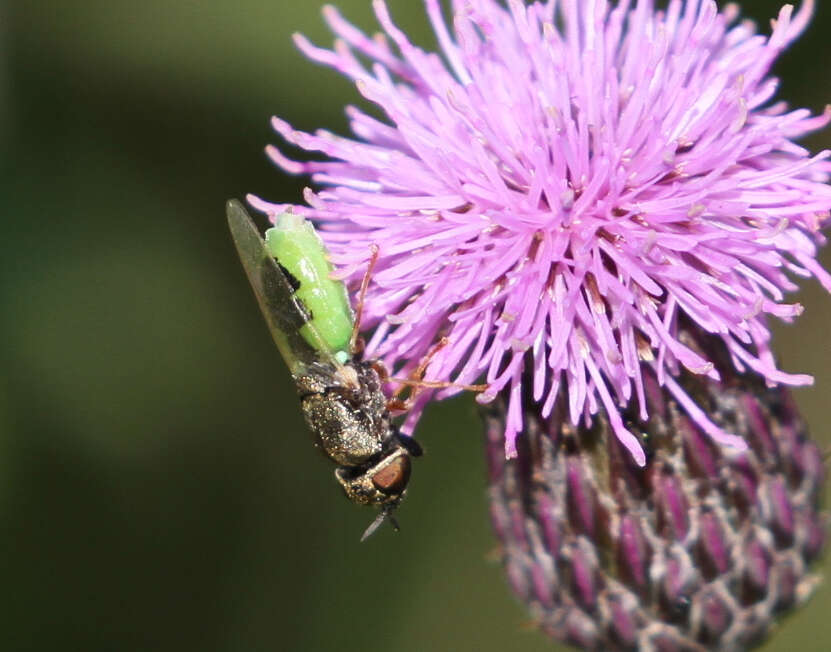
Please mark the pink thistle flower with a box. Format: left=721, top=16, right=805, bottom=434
left=246, top=1, right=830, bottom=648
left=251, top=0, right=831, bottom=468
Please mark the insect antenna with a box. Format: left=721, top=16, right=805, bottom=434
left=360, top=505, right=400, bottom=542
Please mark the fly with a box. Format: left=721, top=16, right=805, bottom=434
left=226, top=199, right=423, bottom=539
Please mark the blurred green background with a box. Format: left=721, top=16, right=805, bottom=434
left=1, top=1, right=830, bottom=650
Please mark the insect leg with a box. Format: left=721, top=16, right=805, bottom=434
left=387, top=337, right=450, bottom=402
left=386, top=337, right=487, bottom=412
left=349, top=243, right=380, bottom=355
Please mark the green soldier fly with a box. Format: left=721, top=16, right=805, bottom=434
left=226, top=199, right=423, bottom=540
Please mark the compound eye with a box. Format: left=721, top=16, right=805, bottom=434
left=371, top=454, right=411, bottom=495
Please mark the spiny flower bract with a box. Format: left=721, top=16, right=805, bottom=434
left=252, top=0, right=831, bottom=465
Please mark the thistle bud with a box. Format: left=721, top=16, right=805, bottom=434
left=484, top=333, right=825, bottom=651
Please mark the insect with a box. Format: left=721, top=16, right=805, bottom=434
left=226, top=199, right=424, bottom=539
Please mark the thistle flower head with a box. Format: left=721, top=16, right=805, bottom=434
left=252, top=0, right=831, bottom=465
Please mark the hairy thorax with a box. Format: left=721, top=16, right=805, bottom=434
left=296, top=360, right=392, bottom=466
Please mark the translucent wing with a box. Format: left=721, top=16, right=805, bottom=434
left=226, top=199, right=341, bottom=376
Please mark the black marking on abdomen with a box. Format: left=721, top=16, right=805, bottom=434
left=278, top=262, right=302, bottom=292
left=277, top=262, right=314, bottom=324
left=259, top=262, right=311, bottom=330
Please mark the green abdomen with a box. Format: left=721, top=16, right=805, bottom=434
left=265, top=215, right=353, bottom=357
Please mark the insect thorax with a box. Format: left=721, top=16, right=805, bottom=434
left=296, top=360, right=392, bottom=467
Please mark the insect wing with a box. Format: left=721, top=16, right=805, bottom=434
left=226, top=200, right=340, bottom=376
